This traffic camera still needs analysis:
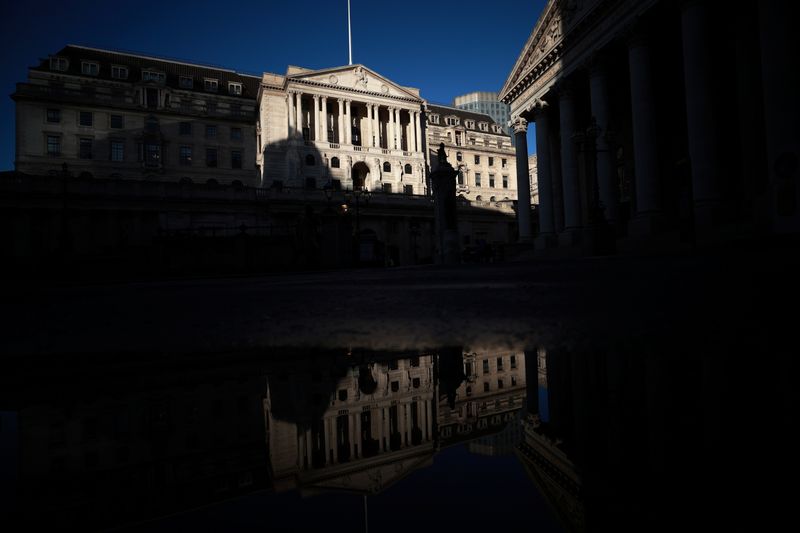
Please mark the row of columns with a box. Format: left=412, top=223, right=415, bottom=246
left=516, top=3, right=722, bottom=244
left=286, top=90, right=423, bottom=152
left=302, top=399, right=434, bottom=468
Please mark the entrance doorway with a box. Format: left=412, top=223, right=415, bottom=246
left=352, top=161, right=370, bottom=190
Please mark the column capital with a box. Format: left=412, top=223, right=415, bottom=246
left=337, top=97, right=345, bottom=104
left=312, top=94, right=320, bottom=100
left=511, top=116, right=529, bottom=134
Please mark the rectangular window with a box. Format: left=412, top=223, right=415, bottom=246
left=180, top=146, right=192, bottom=165
left=179, top=122, right=192, bottom=135
left=488, top=157, right=494, bottom=166
left=79, top=138, right=93, bottom=159
left=110, top=141, right=124, bottom=162
left=474, top=155, right=480, bottom=165
left=47, top=135, right=61, bottom=156
left=382, top=183, right=392, bottom=193
left=204, top=79, right=218, bottom=92
left=144, top=143, right=160, bottom=166
left=482, top=360, right=489, bottom=374
left=179, top=76, right=193, bottom=89
left=502, top=175, right=509, bottom=188
left=497, top=357, right=504, bottom=371
left=498, top=379, right=504, bottom=389
left=50, top=57, right=68, bottom=71
left=81, top=62, right=99, bottom=76
left=142, top=70, right=166, bottom=83
left=205, top=125, right=217, bottom=138
left=110, top=114, right=124, bottom=129
left=489, top=174, right=495, bottom=188
left=111, top=65, right=128, bottom=79
left=502, top=158, right=508, bottom=168
left=206, top=148, right=218, bottom=167
left=46, top=109, right=60, bottom=123
left=230, top=127, right=242, bottom=141
left=475, top=173, right=481, bottom=187
left=79, top=111, right=93, bottom=127
left=404, top=184, right=413, bottom=195
left=231, top=150, right=242, bottom=169
left=510, top=355, right=517, bottom=369
left=228, top=82, right=242, bottom=95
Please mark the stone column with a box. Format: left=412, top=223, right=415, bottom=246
left=321, top=96, right=329, bottom=142
left=345, top=99, right=352, bottom=145
left=312, top=94, right=320, bottom=141
left=513, top=116, right=532, bottom=242
left=533, top=102, right=556, bottom=240
left=387, top=107, right=395, bottom=150
left=410, top=111, right=418, bottom=153
left=287, top=92, right=295, bottom=138
left=681, top=1, right=721, bottom=232
left=395, top=110, right=402, bottom=151
left=758, top=1, right=800, bottom=232
left=559, top=84, right=582, bottom=238
left=337, top=98, right=344, bottom=145
left=365, top=104, right=372, bottom=149
left=589, top=62, right=619, bottom=224
left=628, top=32, right=661, bottom=233
left=295, top=91, right=303, bottom=140
left=414, top=111, right=422, bottom=152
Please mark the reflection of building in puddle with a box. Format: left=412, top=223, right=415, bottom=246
left=267, top=354, right=438, bottom=495
left=514, top=347, right=583, bottom=532
left=439, top=349, right=526, bottom=449
left=266, top=348, right=528, bottom=495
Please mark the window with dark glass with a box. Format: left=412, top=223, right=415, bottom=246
left=474, top=155, right=480, bottom=164
left=205, top=125, right=217, bottom=138
left=228, top=82, right=242, bottom=96
left=180, top=146, right=192, bottom=165
left=502, top=175, right=509, bottom=188
left=50, top=57, right=68, bottom=71
left=403, top=184, right=413, bottom=195
left=383, top=162, right=391, bottom=172
left=110, top=140, right=124, bottom=162
left=488, top=157, right=494, bottom=166
left=81, top=62, right=99, bottom=76
left=489, top=174, right=495, bottom=188
left=404, top=164, right=412, bottom=174
left=456, top=151, right=462, bottom=161
left=230, top=127, right=242, bottom=141
left=510, top=355, right=517, bottom=368
left=382, top=183, right=392, bottom=193
left=79, top=138, right=92, bottom=159
left=502, top=158, right=507, bottom=168
left=482, top=359, right=489, bottom=373
left=204, top=79, right=218, bottom=92
left=145, top=143, right=160, bottom=166
left=47, top=135, right=60, bottom=156
left=111, top=65, right=128, bottom=79
left=179, top=76, right=193, bottom=89
left=497, top=357, right=503, bottom=370
left=331, top=157, right=340, bottom=168
left=110, top=114, right=124, bottom=129
left=483, top=382, right=489, bottom=392
left=46, top=109, right=60, bottom=123
left=232, top=150, right=242, bottom=169
left=475, top=172, right=482, bottom=187
left=79, top=111, right=93, bottom=127
left=179, top=122, right=192, bottom=135
left=206, top=148, right=217, bottom=167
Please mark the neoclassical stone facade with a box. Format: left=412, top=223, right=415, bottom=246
left=257, top=65, right=426, bottom=195
left=424, top=104, right=518, bottom=206
left=501, top=0, right=799, bottom=247
left=12, top=45, right=259, bottom=185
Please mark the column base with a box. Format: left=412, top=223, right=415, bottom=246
left=628, top=211, right=664, bottom=237
left=558, top=227, right=584, bottom=247
left=535, top=233, right=558, bottom=250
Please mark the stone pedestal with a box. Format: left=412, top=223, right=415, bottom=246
left=431, top=143, right=460, bottom=265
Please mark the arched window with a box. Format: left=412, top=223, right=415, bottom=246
left=383, top=161, right=392, bottom=172
left=305, top=154, right=315, bottom=166
left=475, top=195, right=482, bottom=201
left=490, top=196, right=496, bottom=202
left=456, top=151, right=462, bottom=162
left=331, top=157, right=340, bottom=168
left=404, top=164, right=412, bottom=175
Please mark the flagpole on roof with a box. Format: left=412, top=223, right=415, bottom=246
left=348, top=0, right=353, bottom=65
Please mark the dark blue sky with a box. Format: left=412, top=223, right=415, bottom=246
left=0, top=0, right=546, bottom=171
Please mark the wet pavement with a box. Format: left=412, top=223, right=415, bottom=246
left=1, top=246, right=798, bottom=531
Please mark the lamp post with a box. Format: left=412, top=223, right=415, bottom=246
left=344, top=188, right=371, bottom=235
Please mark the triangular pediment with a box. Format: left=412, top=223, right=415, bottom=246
left=287, top=64, right=423, bottom=102
left=499, top=0, right=562, bottom=102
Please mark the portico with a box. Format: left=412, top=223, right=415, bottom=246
left=259, top=65, right=427, bottom=194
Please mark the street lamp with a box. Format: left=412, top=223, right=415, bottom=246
left=344, top=188, right=371, bottom=235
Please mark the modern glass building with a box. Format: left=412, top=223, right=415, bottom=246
left=451, top=91, right=512, bottom=144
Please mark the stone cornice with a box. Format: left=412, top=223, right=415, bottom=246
left=286, top=78, right=423, bottom=105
